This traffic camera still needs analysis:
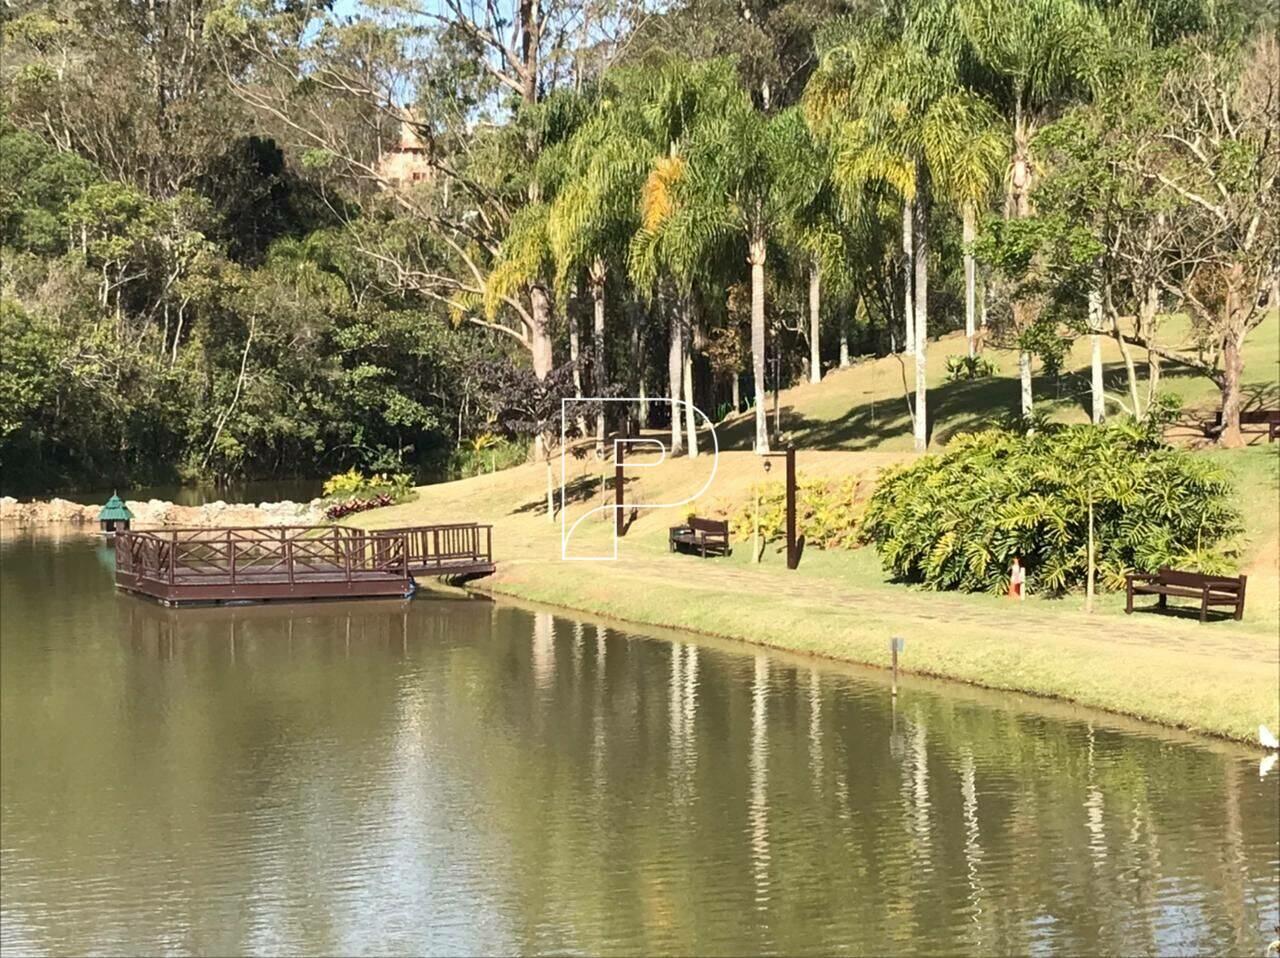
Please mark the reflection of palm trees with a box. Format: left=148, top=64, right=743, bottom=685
left=808, top=669, right=823, bottom=790
left=749, top=655, right=771, bottom=914
left=532, top=611, right=555, bottom=689
left=960, top=748, right=986, bottom=945
left=1085, top=723, right=1107, bottom=870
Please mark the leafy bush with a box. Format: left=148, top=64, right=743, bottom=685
left=732, top=477, right=866, bottom=551
left=945, top=354, right=998, bottom=382
left=861, top=424, right=1241, bottom=594
left=445, top=436, right=529, bottom=480
left=322, top=468, right=413, bottom=500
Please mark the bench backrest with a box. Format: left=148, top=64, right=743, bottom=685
left=1157, top=567, right=1244, bottom=590
left=1214, top=408, right=1280, bottom=424
left=1240, top=409, right=1280, bottom=424
left=689, top=516, right=729, bottom=535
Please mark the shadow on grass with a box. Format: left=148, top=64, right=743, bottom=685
left=714, top=356, right=1280, bottom=453
left=1127, top=604, right=1240, bottom=623
left=512, top=474, right=640, bottom=519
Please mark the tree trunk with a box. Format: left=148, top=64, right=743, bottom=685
left=568, top=309, right=587, bottom=438
left=840, top=297, right=852, bottom=368
left=808, top=262, right=821, bottom=383
left=683, top=320, right=698, bottom=458
left=732, top=373, right=741, bottom=414
left=633, top=306, right=648, bottom=427
left=913, top=187, right=928, bottom=453
left=902, top=198, right=914, bottom=355
left=1089, top=287, right=1104, bottom=424
left=1019, top=350, right=1033, bottom=422
left=529, top=285, right=554, bottom=379
left=591, top=258, right=606, bottom=454
left=1219, top=327, right=1245, bottom=447
left=668, top=305, right=684, bottom=455
left=749, top=231, right=770, bottom=454
left=963, top=204, right=976, bottom=358
left=1086, top=497, right=1096, bottom=614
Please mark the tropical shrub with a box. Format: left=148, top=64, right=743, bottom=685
left=322, top=469, right=413, bottom=500
left=861, top=424, right=1241, bottom=594
left=445, top=435, right=529, bottom=480
left=732, top=477, right=866, bottom=551
left=945, top=354, right=998, bottom=382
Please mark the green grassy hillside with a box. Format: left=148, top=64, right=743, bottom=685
left=715, top=311, right=1280, bottom=451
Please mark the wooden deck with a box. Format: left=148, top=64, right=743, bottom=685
left=114, top=524, right=495, bottom=605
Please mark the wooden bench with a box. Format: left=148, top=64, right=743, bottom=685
left=1204, top=408, right=1280, bottom=441
left=669, top=517, right=731, bottom=558
left=1126, top=567, right=1247, bottom=622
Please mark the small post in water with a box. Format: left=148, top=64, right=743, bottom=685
left=890, top=636, right=904, bottom=696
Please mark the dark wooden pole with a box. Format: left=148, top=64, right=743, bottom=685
left=615, top=440, right=626, bottom=538
left=785, top=445, right=797, bottom=569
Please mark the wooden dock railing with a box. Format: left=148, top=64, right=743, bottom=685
left=113, top=523, right=495, bottom=605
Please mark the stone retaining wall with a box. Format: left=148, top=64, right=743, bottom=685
left=0, top=496, right=325, bottom=527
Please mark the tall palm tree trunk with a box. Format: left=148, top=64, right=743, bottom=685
left=668, top=304, right=685, bottom=456
left=913, top=187, right=929, bottom=453
left=963, top=204, right=977, bottom=358
left=568, top=308, right=587, bottom=437
left=902, top=199, right=915, bottom=355
left=839, top=298, right=852, bottom=368
left=683, top=313, right=698, bottom=458
left=530, top=284, right=555, bottom=462
left=749, top=230, right=770, bottom=454
left=591, top=259, right=607, bottom=454
left=1089, top=287, right=1104, bottom=424
left=809, top=262, right=821, bottom=384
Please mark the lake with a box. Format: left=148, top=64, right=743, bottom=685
left=1, top=528, right=1277, bottom=955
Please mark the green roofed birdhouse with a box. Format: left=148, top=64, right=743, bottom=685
left=98, top=493, right=133, bottom=534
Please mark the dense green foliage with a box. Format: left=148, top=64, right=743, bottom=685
left=862, top=425, right=1242, bottom=593
left=1, top=0, right=1275, bottom=493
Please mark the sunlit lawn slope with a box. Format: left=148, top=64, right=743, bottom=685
left=359, top=312, right=1279, bottom=743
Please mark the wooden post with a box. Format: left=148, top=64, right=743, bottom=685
left=785, top=445, right=797, bottom=570
left=615, top=440, right=626, bottom=537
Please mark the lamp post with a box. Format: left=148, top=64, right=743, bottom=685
left=762, top=445, right=799, bottom=569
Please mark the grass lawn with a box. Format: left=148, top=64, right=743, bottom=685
left=360, top=309, right=1279, bottom=745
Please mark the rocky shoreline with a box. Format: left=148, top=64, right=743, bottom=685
left=0, top=496, right=325, bottom=527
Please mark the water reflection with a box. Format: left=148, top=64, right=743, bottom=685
left=1, top=532, right=1277, bottom=956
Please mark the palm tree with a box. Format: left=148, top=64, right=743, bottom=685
left=807, top=28, right=958, bottom=452
left=920, top=92, right=1006, bottom=357
left=628, top=59, right=744, bottom=455
left=951, top=0, right=1102, bottom=418
left=548, top=86, right=649, bottom=452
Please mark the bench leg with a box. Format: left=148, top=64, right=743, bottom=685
left=1158, top=593, right=1167, bottom=609
left=1200, top=601, right=1208, bottom=623
left=1125, top=588, right=1133, bottom=615
left=1234, top=599, right=1244, bottom=622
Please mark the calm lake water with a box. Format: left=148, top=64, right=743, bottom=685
left=2, top=530, right=1277, bottom=956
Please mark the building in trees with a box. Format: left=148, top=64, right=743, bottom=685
left=377, top=116, right=432, bottom=187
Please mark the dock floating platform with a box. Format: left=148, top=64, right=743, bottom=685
left=114, top=524, right=495, bottom=605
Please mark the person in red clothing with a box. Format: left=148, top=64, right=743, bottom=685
left=1008, top=556, right=1027, bottom=600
